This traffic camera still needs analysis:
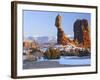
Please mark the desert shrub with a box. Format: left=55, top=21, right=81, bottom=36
left=78, top=49, right=91, bottom=57
left=29, top=48, right=41, bottom=54
left=44, top=47, right=60, bottom=59
left=23, top=52, right=26, bottom=55
left=60, top=50, right=79, bottom=56
left=60, top=49, right=90, bottom=57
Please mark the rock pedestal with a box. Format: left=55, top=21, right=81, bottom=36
left=55, top=14, right=70, bottom=45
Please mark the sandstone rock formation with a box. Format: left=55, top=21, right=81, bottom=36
left=55, top=14, right=90, bottom=48
left=73, top=19, right=90, bottom=48
left=73, top=19, right=83, bottom=44
left=55, top=14, right=70, bottom=45
left=82, top=19, right=91, bottom=48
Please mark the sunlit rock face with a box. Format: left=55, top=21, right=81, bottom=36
left=74, top=19, right=91, bottom=48
left=82, top=19, right=91, bottom=48
left=55, top=14, right=62, bottom=28
left=55, top=14, right=70, bottom=45
left=57, top=28, right=70, bottom=45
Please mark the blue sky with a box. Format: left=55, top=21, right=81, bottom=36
left=23, top=10, right=91, bottom=38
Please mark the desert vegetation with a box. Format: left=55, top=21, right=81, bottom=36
left=44, top=47, right=60, bottom=59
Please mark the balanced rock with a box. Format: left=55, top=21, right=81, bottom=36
left=55, top=14, right=70, bottom=45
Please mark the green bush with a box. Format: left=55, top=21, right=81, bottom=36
left=44, top=47, right=60, bottom=59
